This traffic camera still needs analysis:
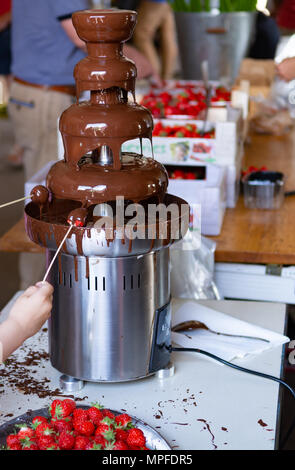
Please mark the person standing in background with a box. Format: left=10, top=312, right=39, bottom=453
left=133, top=0, right=178, bottom=80
left=9, top=0, right=90, bottom=182
left=9, top=0, right=90, bottom=289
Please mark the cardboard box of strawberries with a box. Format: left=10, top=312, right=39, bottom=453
left=2, top=399, right=150, bottom=451
left=141, top=85, right=231, bottom=119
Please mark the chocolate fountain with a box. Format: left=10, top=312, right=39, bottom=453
left=24, top=9, right=189, bottom=390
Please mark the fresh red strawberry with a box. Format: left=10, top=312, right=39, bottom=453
left=37, top=435, right=55, bottom=450
left=51, top=416, right=73, bottom=433
left=23, top=443, right=39, bottom=450
left=102, top=409, right=115, bottom=420
left=46, top=442, right=60, bottom=450
left=126, top=428, right=146, bottom=448
left=115, top=413, right=133, bottom=429
left=73, top=408, right=89, bottom=422
left=49, top=399, right=62, bottom=417
left=115, top=428, right=128, bottom=442
left=20, top=436, right=39, bottom=450
left=74, top=435, right=91, bottom=450
left=85, top=442, right=103, bottom=450
left=58, top=430, right=75, bottom=450
left=7, top=442, right=22, bottom=450
left=52, top=400, right=73, bottom=419
left=87, top=404, right=103, bottom=426
left=62, top=399, right=76, bottom=413
left=16, top=424, right=35, bottom=440
left=6, top=434, right=19, bottom=447
left=74, top=420, right=95, bottom=437
left=32, top=416, right=48, bottom=429
left=95, top=422, right=115, bottom=442
left=35, top=421, right=55, bottom=438
left=113, top=440, right=129, bottom=450
left=92, top=434, right=106, bottom=448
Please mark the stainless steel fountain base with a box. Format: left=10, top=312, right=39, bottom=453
left=59, top=361, right=175, bottom=391
left=48, top=248, right=171, bottom=383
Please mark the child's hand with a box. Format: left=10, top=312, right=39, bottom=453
left=8, top=282, right=53, bottom=340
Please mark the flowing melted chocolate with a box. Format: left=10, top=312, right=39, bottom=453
left=25, top=9, right=189, bottom=261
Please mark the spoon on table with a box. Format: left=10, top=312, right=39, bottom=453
left=172, top=320, right=270, bottom=343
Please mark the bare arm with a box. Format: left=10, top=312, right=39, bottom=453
left=60, top=18, right=86, bottom=51
left=0, top=282, right=53, bottom=363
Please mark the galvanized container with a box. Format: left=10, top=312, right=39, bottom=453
left=174, top=11, right=256, bottom=83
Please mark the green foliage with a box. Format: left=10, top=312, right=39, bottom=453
left=170, top=0, right=257, bottom=12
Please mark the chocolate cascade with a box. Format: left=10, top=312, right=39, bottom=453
left=25, top=9, right=189, bottom=258
left=47, top=8, right=168, bottom=207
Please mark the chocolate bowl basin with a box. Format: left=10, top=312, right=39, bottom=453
left=24, top=194, right=190, bottom=257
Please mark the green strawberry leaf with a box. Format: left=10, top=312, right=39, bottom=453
left=90, top=402, right=104, bottom=410
left=103, top=429, right=115, bottom=442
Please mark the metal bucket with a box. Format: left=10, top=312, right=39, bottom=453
left=174, top=11, right=256, bottom=83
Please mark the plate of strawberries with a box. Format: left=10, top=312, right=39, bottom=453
left=0, top=398, right=171, bottom=450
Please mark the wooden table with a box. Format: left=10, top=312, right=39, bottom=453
left=1, top=131, right=295, bottom=265
left=211, top=131, right=295, bottom=264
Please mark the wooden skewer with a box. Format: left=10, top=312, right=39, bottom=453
left=42, top=224, right=73, bottom=283
left=0, top=195, right=31, bottom=209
